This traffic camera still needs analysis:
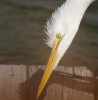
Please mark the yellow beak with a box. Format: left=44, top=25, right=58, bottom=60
left=37, top=34, right=62, bottom=99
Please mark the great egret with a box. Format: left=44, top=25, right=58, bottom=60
left=37, top=0, right=95, bottom=98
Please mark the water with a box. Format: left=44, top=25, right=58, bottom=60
left=0, top=0, right=98, bottom=66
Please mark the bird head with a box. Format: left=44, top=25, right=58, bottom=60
left=37, top=31, right=76, bottom=99
left=36, top=33, right=65, bottom=98
left=37, top=0, right=95, bottom=98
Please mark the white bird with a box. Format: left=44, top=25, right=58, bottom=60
left=37, top=0, right=95, bottom=98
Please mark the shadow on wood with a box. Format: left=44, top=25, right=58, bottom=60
left=18, top=66, right=98, bottom=100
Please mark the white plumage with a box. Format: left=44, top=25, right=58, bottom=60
left=45, top=0, right=95, bottom=47
left=45, top=0, right=95, bottom=69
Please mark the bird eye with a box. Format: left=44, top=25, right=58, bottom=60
left=56, top=34, right=61, bottom=39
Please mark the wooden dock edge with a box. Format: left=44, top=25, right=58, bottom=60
left=0, top=65, right=97, bottom=100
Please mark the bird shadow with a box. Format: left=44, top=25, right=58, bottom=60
left=17, top=66, right=98, bottom=100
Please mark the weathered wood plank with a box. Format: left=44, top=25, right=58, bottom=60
left=61, top=66, right=73, bottom=100
left=0, top=65, right=97, bottom=100
left=0, top=65, right=27, bottom=100
left=93, top=68, right=98, bottom=100
left=47, top=66, right=63, bottom=100
left=72, top=66, right=94, bottom=100
left=28, top=65, right=97, bottom=100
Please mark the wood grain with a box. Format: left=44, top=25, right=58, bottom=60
left=0, top=65, right=27, bottom=100
left=0, top=65, right=97, bottom=100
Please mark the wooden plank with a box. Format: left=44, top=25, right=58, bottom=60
left=61, top=66, right=73, bottom=100
left=72, top=66, right=94, bottom=100
left=48, top=66, right=63, bottom=100
left=28, top=65, right=96, bottom=100
left=0, top=65, right=96, bottom=100
left=93, top=68, right=98, bottom=100
left=27, top=65, right=45, bottom=100
left=0, top=65, right=27, bottom=100
left=28, top=65, right=64, bottom=100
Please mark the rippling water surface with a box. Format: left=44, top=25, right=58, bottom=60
left=0, top=0, right=98, bottom=66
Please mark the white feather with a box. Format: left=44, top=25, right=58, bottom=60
left=45, top=0, right=95, bottom=47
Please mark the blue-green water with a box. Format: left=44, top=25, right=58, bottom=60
left=0, top=0, right=98, bottom=66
